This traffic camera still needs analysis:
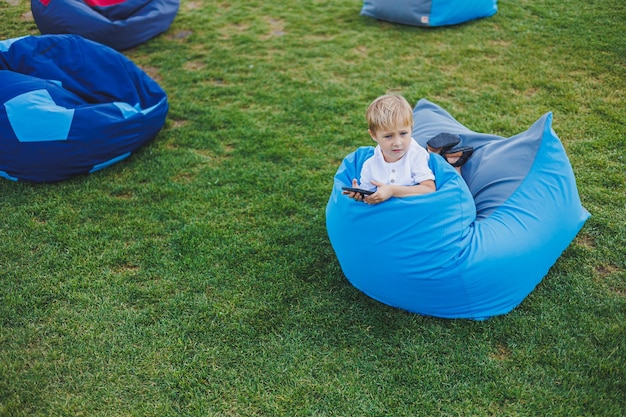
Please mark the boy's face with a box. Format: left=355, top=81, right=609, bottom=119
left=369, top=123, right=413, bottom=163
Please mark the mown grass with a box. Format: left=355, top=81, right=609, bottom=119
left=1, top=0, right=624, bottom=415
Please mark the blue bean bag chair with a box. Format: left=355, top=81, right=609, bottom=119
left=361, top=0, right=497, bottom=27
left=0, top=35, right=168, bottom=183
left=31, top=0, right=179, bottom=50
left=326, top=99, right=590, bottom=319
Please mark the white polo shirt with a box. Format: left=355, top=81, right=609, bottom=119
left=359, top=139, right=435, bottom=191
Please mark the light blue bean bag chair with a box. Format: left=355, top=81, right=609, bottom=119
left=0, top=35, right=168, bottom=182
left=31, top=0, right=179, bottom=51
left=361, top=0, right=497, bottom=27
left=326, top=99, right=589, bottom=319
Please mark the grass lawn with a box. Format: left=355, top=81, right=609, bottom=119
left=0, top=0, right=624, bottom=415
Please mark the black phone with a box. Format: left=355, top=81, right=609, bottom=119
left=342, top=186, right=374, bottom=196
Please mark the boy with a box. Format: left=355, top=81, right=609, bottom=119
left=343, top=94, right=436, bottom=204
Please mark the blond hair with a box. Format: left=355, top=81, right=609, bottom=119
left=366, top=94, right=414, bottom=134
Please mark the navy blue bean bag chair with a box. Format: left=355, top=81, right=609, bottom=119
left=31, top=0, right=179, bottom=50
left=326, top=99, right=589, bottom=319
left=0, top=35, right=168, bottom=183
left=361, top=0, right=497, bottom=27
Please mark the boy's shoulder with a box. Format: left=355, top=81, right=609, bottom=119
left=363, top=145, right=383, bottom=164
left=409, top=139, right=427, bottom=152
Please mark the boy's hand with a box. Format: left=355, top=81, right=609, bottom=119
left=342, top=178, right=365, bottom=201
left=363, top=180, right=392, bottom=204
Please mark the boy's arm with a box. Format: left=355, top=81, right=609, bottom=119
left=390, top=180, right=436, bottom=197
left=364, top=180, right=435, bottom=204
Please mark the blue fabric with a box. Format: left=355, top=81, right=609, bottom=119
left=0, top=36, right=26, bottom=52
left=0, top=34, right=168, bottom=182
left=411, top=99, right=542, bottom=219
left=5, top=89, right=75, bottom=142
left=31, top=0, right=179, bottom=51
left=326, top=99, right=590, bottom=319
left=361, top=0, right=497, bottom=27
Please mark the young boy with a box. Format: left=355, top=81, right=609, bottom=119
left=343, top=94, right=436, bottom=204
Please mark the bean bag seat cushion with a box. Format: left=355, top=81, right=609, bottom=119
left=361, top=0, right=497, bottom=27
left=326, top=99, right=589, bottom=319
left=31, top=0, right=179, bottom=51
left=0, top=35, right=168, bottom=183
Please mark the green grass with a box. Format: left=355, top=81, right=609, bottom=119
left=1, top=0, right=624, bottom=415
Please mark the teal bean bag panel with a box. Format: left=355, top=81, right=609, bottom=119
left=326, top=99, right=589, bottom=319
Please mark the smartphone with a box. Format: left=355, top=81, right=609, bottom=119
left=342, top=186, right=374, bottom=196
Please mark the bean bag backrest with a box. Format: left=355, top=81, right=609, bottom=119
left=411, top=99, right=541, bottom=219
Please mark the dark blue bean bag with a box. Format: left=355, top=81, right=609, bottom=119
left=326, top=99, right=589, bottom=319
left=361, top=0, right=497, bottom=27
left=31, top=0, right=179, bottom=51
left=0, top=35, right=168, bottom=183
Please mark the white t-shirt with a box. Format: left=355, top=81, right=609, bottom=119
left=359, top=139, right=435, bottom=191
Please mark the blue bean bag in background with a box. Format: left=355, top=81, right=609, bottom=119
left=31, top=0, right=179, bottom=51
left=0, top=35, right=168, bottom=183
left=361, top=0, right=497, bottom=27
left=326, top=99, right=590, bottom=319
